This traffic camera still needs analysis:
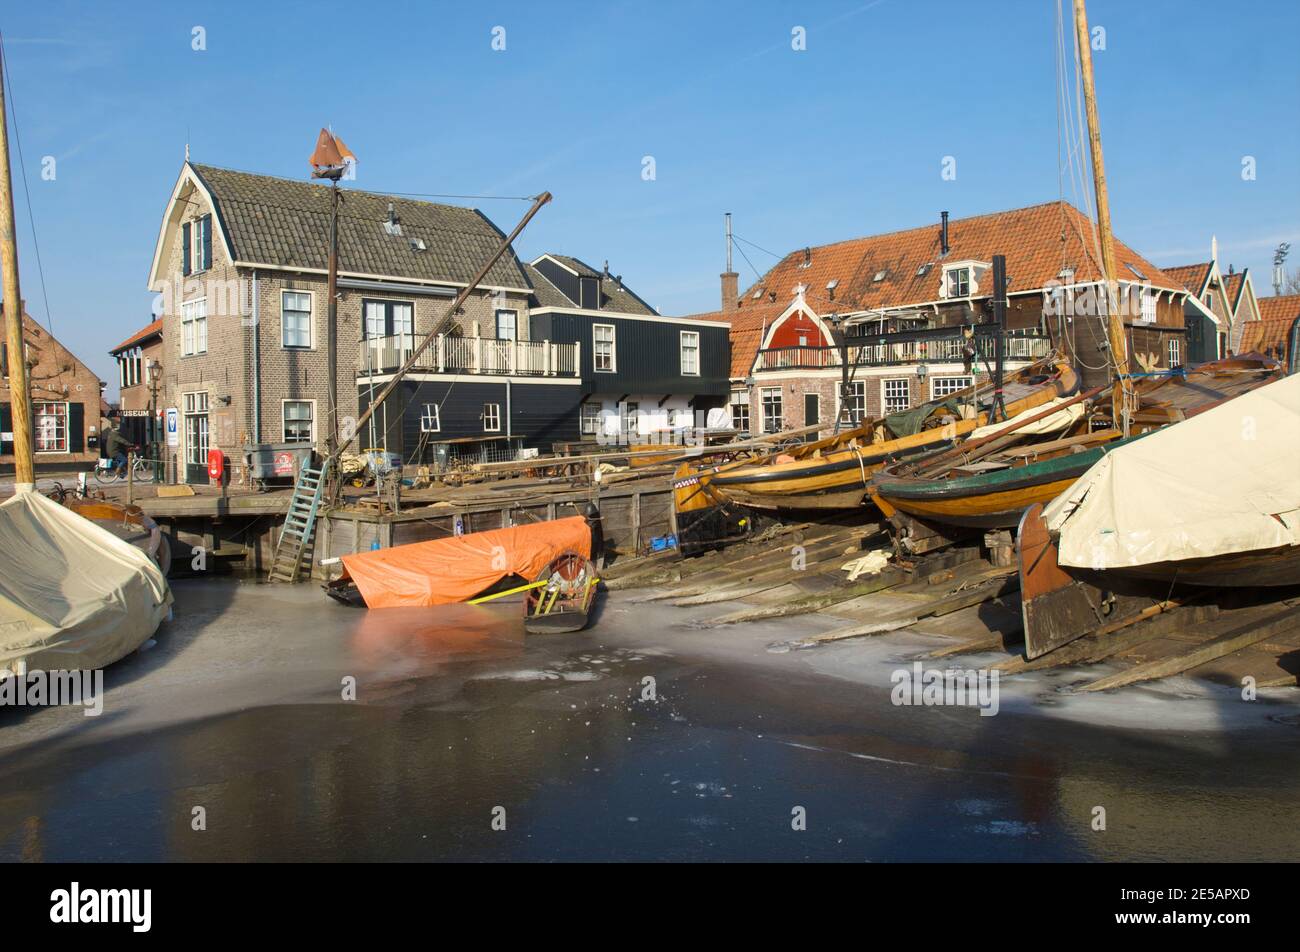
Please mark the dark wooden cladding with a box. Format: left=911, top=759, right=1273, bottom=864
left=358, top=379, right=583, bottom=459
left=532, top=311, right=729, bottom=395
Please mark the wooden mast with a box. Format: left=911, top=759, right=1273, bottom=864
left=0, top=42, right=34, bottom=491
left=1072, top=0, right=1133, bottom=433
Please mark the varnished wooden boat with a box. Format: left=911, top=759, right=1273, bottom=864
left=679, top=357, right=1078, bottom=513
left=64, top=498, right=173, bottom=576
left=872, top=355, right=1284, bottom=535
left=871, top=428, right=1135, bottom=529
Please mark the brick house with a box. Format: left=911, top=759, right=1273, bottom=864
left=145, top=162, right=729, bottom=481
left=1, top=304, right=104, bottom=473
left=685, top=201, right=1190, bottom=437
left=1162, top=239, right=1262, bottom=362
left=108, top=318, right=165, bottom=448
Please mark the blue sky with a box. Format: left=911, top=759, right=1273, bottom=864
left=4, top=0, right=1298, bottom=395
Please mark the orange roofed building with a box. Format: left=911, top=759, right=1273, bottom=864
left=682, top=201, right=1190, bottom=436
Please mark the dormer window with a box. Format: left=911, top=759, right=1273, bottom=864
left=946, top=266, right=970, bottom=297
left=872, top=269, right=888, bottom=283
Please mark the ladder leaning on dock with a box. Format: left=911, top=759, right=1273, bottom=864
left=267, top=460, right=330, bottom=582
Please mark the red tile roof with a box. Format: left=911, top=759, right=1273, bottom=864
left=682, top=200, right=1183, bottom=379
left=1161, top=262, right=1212, bottom=295
left=110, top=318, right=163, bottom=354
left=1223, top=271, right=1246, bottom=310
left=1258, top=294, right=1300, bottom=324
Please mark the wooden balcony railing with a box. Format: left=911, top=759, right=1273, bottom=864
left=755, top=332, right=1052, bottom=371
left=358, top=335, right=580, bottom=377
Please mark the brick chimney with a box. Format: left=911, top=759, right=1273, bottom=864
left=721, top=270, right=739, bottom=313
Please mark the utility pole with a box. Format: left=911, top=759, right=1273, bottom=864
left=1073, top=0, right=1133, bottom=434
left=990, top=254, right=1008, bottom=423
left=0, top=42, right=34, bottom=491
left=326, top=179, right=339, bottom=458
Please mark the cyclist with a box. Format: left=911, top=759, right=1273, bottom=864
left=101, top=425, right=137, bottom=476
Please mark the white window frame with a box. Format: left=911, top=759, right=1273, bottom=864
left=838, top=381, right=866, bottom=425
left=882, top=377, right=911, bottom=414
left=945, top=266, right=971, bottom=298
left=680, top=330, right=700, bottom=376
left=182, top=390, right=210, bottom=468
left=281, top=399, right=315, bottom=444
left=281, top=289, right=313, bottom=349
left=593, top=323, right=617, bottom=373
left=730, top=391, right=751, bottom=433
left=1168, top=337, right=1182, bottom=369
left=483, top=402, right=501, bottom=433
left=190, top=215, right=211, bottom=274
left=495, top=309, right=518, bottom=341
left=420, top=403, right=441, bottom=433
left=182, top=298, right=208, bottom=356
left=1140, top=291, right=1158, bottom=325
left=579, top=401, right=602, bottom=436
left=33, top=401, right=68, bottom=454
left=760, top=387, right=783, bottom=434
left=930, top=375, right=973, bottom=399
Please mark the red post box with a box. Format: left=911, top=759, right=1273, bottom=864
left=207, top=449, right=225, bottom=482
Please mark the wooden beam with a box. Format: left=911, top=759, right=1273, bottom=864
left=1074, top=604, right=1300, bottom=693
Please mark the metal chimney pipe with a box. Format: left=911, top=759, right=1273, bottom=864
left=725, top=212, right=733, bottom=273
left=940, top=211, right=950, bottom=256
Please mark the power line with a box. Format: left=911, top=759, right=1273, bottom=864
left=0, top=32, right=55, bottom=335
left=732, top=232, right=785, bottom=261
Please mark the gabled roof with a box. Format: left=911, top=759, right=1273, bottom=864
left=523, top=260, right=658, bottom=316
left=110, top=318, right=163, bottom=354
left=727, top=200, right=1184, bottom=316
left=1240, top=296, right=1300, bottom=360
left=151, top=163, right=532, bottom=292
left=686, top=300, right=792, bottom=379
left=534, top=252, right=602, bottom=278
left=1161, top=262, right=1213, bottom=296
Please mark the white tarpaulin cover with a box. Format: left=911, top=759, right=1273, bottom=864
left=1044, top=373, right=1300, bottom=571
left=0, top=491, right=172, bottom=672
left=969, top=396, right=1084, bottom=440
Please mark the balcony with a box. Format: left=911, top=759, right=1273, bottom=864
left=358, top=334, right=580, bottom=377
left=755, top=331, right=1052, bottom=372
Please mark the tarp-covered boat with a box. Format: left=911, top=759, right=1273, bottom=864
left=328, top=515, right=594, bottom=609
left=1043, top=371, right=1300, bottom=586
left=0, top=490, right=172, bottom=673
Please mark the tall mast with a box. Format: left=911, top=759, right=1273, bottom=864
left=0, top=42, right=34, bottom=491
left=1072, top=0, right=1132, bottom=431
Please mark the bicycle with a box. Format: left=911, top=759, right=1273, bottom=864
left=93, top=450, right=150, bottom=485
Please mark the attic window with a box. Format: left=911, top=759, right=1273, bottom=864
left=916, top=263, right=933, bottom=278
left=409, top=238, right=427, bottom=252
left=752, top=287, right=764, bottom=300
left=872, top=269, right=888, bottom=283
left=1126, top=263, right=1146, bottom=280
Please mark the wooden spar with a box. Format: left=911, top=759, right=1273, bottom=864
left=896, top=383, right=1105, bottom=478
left=0, top=42, right=33, bottom=490
left=335, top=191, right=552, bottom=460
left=1072, top=0, right=1133, bottom=432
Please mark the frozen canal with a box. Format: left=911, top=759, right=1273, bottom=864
left=0, top=578, right=1297, bottom=861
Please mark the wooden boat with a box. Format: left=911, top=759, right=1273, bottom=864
left=871, top=355, right=1284, bottom=538
left=63, top=497, right=173, bottom=576
left=871, top=427, right=1135, bottom=530
left=523, top=552, right=599, bottom=633
left=677, top=357, right=1079, bottom=515
left=1017, top=369, right=1300, bottom=658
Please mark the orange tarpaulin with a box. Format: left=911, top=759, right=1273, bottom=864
left=338, top=516, right=592, bottom=609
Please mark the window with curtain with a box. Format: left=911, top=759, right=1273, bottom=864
left=182, top=299, right=207, bottom=355
left=34, top=402, right=67, bottom=453
left=283, top=401, right=313, bottom=443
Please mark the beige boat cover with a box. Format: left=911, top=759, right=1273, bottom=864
left=0, top=491, right=172, bottom=672
left=1044, top=373, right=1300, bottom=570
left=969, top=396, right=1084, bottom=440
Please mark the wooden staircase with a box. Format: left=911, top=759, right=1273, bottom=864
left=267, top=460, right=329, bottom=582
